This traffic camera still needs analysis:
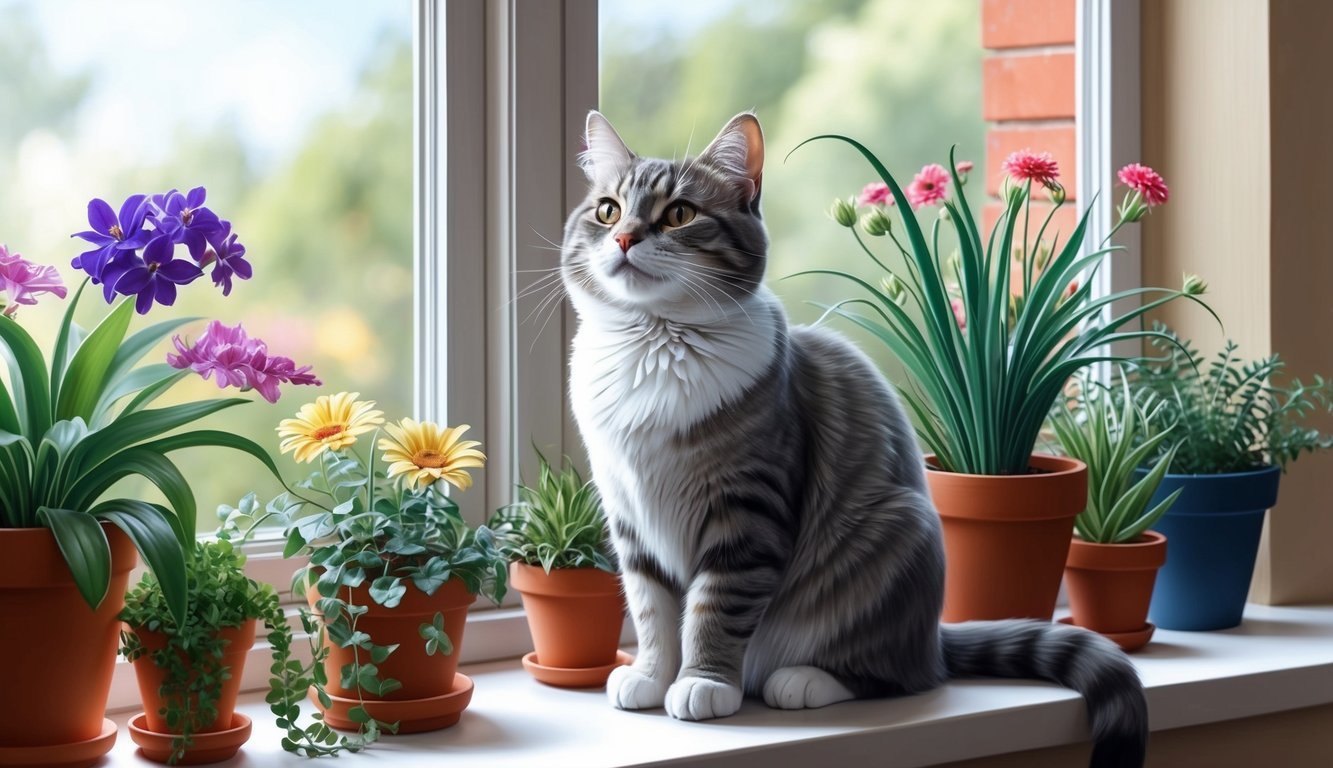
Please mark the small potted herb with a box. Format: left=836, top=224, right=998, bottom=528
left=1131, top=326, right=1333, bottom=630
left=490, top=451, right=626, bottom=688
left=1051, top=374, right=1182, bottom=651
left=120, top=518, right=381, bottom=763
left=244, top=393, right=507, bottom=737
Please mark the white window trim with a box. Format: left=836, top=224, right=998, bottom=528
left=107, top=0, right=602, bottom=712
left=1077, top=0, right=1143, bottom=366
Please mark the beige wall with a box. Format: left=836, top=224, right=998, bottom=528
left=1141, top=0, right=1333, bottom=604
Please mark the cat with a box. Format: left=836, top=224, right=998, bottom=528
left=560, top=110, right=1148, bottom=768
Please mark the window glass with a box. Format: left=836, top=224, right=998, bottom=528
left=599, top=0, right=984, bottom=383
left=0, top=0, right=413, bottom=531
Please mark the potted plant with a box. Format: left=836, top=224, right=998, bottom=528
left=803, top=142, right=1212, bottom=621
left=490, top=451, right=628, bottom=688
left=0, top=190, right=317, bottom=768
left=122, top=509, right=394, bottom=764
left=243, top=395, right=507, bottom=736
left=1130, top=327, right=1333, bottom=630
left=1050, top=374, right=1182, bottom=651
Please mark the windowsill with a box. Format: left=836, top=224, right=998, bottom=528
left=101, top=603, right=1333, bottom=767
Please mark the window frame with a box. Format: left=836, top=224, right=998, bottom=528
left=110, top=0, right=1142, bottom=710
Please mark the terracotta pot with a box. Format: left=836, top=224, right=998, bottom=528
left=928, top=454, right=1086, bottom=622
left=1065, top=532, right=1167, bottom=643
left=129, top=619, right=258, bottom=735
left=306, top=577, right=476, bottom=730
left=510, top=563, right=625, bottom=671
left=0, top=524, right=136, bottom=751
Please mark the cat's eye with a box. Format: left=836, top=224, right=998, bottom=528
left=662, top=202, right=697, bottom=229
left=595, top=199, right=621, bottom=225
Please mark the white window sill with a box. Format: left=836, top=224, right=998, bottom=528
left=102, top=603, right=1333, bottom=767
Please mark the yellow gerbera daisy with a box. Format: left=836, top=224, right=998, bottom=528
left=378, top=420, right=486, bottom=491
left=277, top=392, right=385, bottom=464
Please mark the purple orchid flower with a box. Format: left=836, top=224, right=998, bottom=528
left=167, top=321, right=321, bottom=403
left=113, top=234, right=204, bottom=314
left=150, top=187, right=221, bottom=261
left=203, top=220, right=252, bottom=296
left=71, top=194, right=152, bottom=281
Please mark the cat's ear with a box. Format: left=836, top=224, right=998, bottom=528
left=579, top=111, right=634, bottom=186
left=698, top=112, right=765, bottom=204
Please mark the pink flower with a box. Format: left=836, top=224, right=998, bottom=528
left=1001, top=149, right=1060, bottom=187
left=858, top=182, right=894, bottom=207
left=1118, top=163, right=1169, bottom=206
left=168, top=320, right=320, bottom=403
left=950, top=296, right=967, bottom=332
left=906, top=164, right=950, bottom=209
left=0, top=245, right=67, bottom=314
left=955, top=160, right=974, bottom=175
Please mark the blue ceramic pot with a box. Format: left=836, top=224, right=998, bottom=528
left=1138, top=465, right=1280, bottom=631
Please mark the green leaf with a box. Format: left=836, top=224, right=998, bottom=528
left=63, top=447, right=196, bottom=546
left=93, top=500, right=188, bottom=625
left=37, top=506, right=111, bottom=610
left=369, top=576, right=406, bottom=608
left=72, top=399, right=250, bottom=473
left=49, top=280, right=89, bottom=406
left=56, top=297, right=134, bottom=423
left=91, top=365, right=183, bottom=425
left=0, top=314, right=53, bottom=441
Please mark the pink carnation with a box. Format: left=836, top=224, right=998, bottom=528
left=858, top=182, right=894, bottom=207
left=0, top=245, right=67, bottom=314
left=168, top=320, right=320, bottom=403
left=1118, top=163, right=1169, bottom=206
left=1001, top=149, right=1060, bottom=187
left=906, top=163, right=950, bottom=209
left=955, top=161, right=974, bottom=175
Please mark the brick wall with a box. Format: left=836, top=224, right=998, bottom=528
left=981, top=0, right=1078, bottom=241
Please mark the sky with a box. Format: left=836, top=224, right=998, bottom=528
left=8, top=0, right=412, bottom=163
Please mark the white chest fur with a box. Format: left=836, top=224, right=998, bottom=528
left=569, top=295, right=779, bottom=436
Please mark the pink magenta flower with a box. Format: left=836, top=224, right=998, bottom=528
left=1001, top=149, right=1060, bottom=188
left=858, top=182, right=894, bottom=207
left=950, top=296, right=967, bottom=332
left=1118, top=163, right=1169, bottom=206
left=906, top=164, right=950, bottom=209
left=955, top=161, right=974, bottom=175
left=0, top=245, right=68, bottom=314
left=168, top=320, right=320, bottom=403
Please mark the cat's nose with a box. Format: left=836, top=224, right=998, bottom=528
left=614, top=232, right=642, bottom=253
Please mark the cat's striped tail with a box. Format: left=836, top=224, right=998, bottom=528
left=940, top=621, right=1148, bottom=768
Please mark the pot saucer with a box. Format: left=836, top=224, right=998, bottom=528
left=128, top=712, right=251, bottom=765
left=314, top=672, right=474, bottom=734
left=0, top=717, right=117, bottom=768
left=522, top=649, right=634, bottom=689
left=1058, top=616, right=1156, bottom=653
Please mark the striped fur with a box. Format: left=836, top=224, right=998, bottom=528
left=561, top=112, right=1147, bottom=768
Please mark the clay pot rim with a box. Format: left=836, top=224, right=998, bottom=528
left=509, top=562, right=622, bottom=597
left=1067, top=530, right=1167, bottom=570
left=925, top=453, right=1087, bottom=481
left=0, top=523, right=137, bottom=585
left=0, top=717, right=118, bottom=764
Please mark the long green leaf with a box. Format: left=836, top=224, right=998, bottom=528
left=138, top=429, right=283, bottom=481
left=37, top=506, right=111, bottom=610
left=94, top=499, right=188, bottom=625
left=56, top=298, right=133, bottom=422
left=63, top=447, right=196, bottom=546
left=72, top=398, right=249, bottom=473
left=49, top=281, right=89, bottom=406
left=92, top=364, right=183, bottom=425
left=0, top=315, right=53, bottom=441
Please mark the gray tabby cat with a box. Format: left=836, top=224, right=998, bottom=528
left=561, top=111, right=1148, bottom=768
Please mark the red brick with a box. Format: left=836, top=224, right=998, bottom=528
left=982, top=200, right=1082, bottom=257
left=985, top=125, right=1077, bottom=198
left=983, top=52, right=1076, bottom=121
left=983, top=0, right=1077, bottom=49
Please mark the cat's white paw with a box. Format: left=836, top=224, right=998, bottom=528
left=607, top=665, right=668, bottom=710
left=665, top=676, right=743, bottom=721
left=762, top=666, right=855, bottom=710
